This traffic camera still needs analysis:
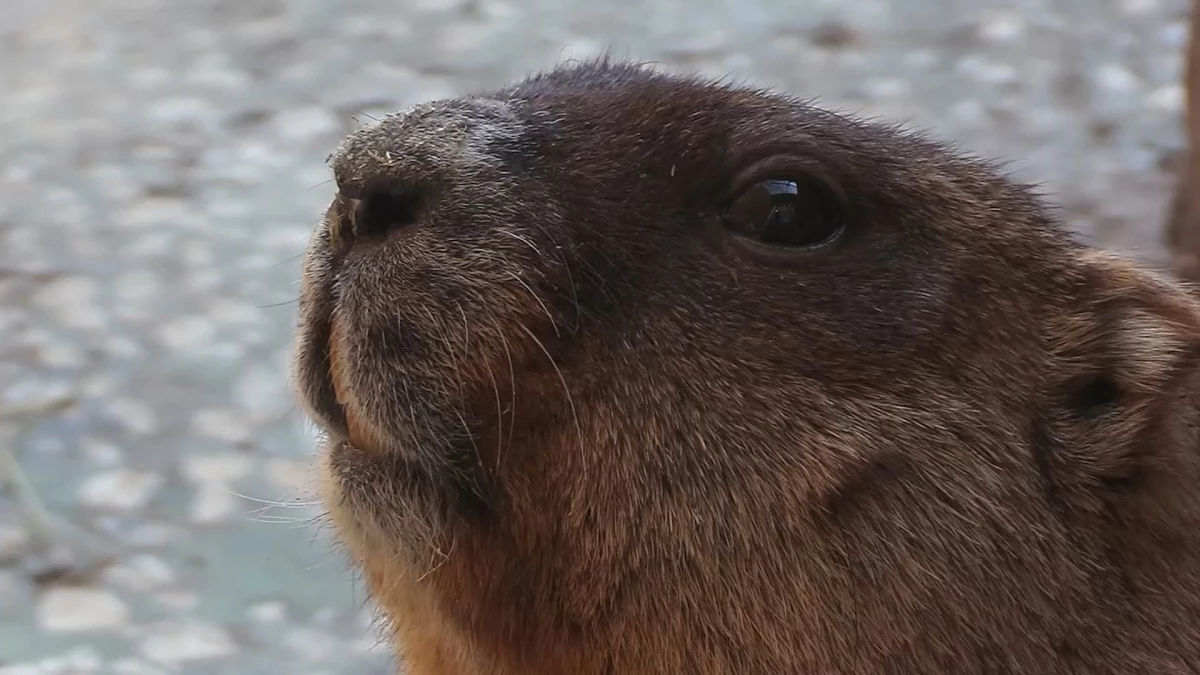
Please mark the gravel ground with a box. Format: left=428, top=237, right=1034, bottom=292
left=0, top=0, right=1193, bottom=672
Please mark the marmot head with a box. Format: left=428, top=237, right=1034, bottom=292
left=291, top=59, right=1200, bottom=673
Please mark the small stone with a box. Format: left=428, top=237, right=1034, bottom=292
left=1147, top=85, right=1184, bottom=113
left=207, top=297, right=261, bottom=328
left=863, top=77, right=911, bottom=98
left=190, top=409, right=254, bottom=444
left=58, top=645, right=103, bottom=671
left=284, top=626, right=338, bottom=661
left=265, top=457, right=315, bottom=495
left=156, top=315, right=217, bottom=353
left=147, top=97, right=219, bottom=129
left=189, top=484, right=239, bottom=524
left=114, top=269, right=162, bottom=307
left=78, top=469, right=161, bottom=511
left=104, top=554, right=175, bottom=591
left=1095, top=64, right=1138, bottom=92
left=31, top=276, right=95, bottom=315
left=1160, top=21, right=1189, bottom=49
left=36, top=587, right=130, bottom=632
left=82, top=440, right=124, bottom=467
left=0, top=524, right=29, bottom=562
left=955, top=55, right=1017, bottom=85
left=273, top=106, right=341, bottom=142
left=1119, top=0, right=1158, bottom=14
left=110, top=657, right=169, bottom=675
left=949, top=99, right=987, bottom=126
left=38, top=340, right=86, bottom=368
left=118, top=198, right=190, bottom=231
left=139, top=621, right=238, bottom=663
left=234, top=365, right=288, bottom=417
left=182, top=453, right=255, bottom=484
left=124, top=522, right=181, bottom=548
left=247, top=600, right=288, bottom=623
left=155, top=590, right=200, bottom=612
left=188, top=63, right=253, bottom=90
left=107, top=398, right=158, bottom=435
left=978, top=11, right=1023, bottom=42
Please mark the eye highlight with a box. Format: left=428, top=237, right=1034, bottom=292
left=722, top=179, right=842, bottom=249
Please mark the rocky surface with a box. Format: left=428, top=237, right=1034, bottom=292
left=0, top=0, right=1192, bottom=672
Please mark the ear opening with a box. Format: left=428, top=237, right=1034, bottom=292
left=1062, top=371, right=1122, bottom=419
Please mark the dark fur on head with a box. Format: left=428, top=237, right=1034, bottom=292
left=291, top=58, right=1200, bottom=674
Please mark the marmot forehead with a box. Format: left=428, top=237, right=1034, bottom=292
left=329, top=97, right=525, bottom=196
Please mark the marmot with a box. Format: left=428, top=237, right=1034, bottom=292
left=291, top=59, right=1200, bottom=674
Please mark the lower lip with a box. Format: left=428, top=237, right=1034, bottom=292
left=328, top=314, right=377, bottom=452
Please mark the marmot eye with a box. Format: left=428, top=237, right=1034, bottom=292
left=722, top=179, right=842, bottom=248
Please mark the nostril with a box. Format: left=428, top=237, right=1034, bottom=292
left=350, top=190, right=420, bottom=239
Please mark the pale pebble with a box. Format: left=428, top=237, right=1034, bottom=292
left=182, top=452, right=255, bottom=484
left=147, top=97, right=220, bottom=129
left=38, top=340, right=86, bottom=368
left=124, top=522, right=181, bottom=547
left=118, top=198, right=190, bottom=230
left=284, top=626, right=337, bottom=661
left=247, top=600, right=288, bottom=623
left=104, top=554, right=175, bottom=591
left=107, top=398, right=158, bottom=435
left=207, top=297, right=262, bottom=328
left=109, top=657, right=168, bottom=675
left=1119, top=0, right=1158, bottom=14
left=155, top=590, right=200, bottom=612
left=265, top=457, right=315, bottom=495
left=156, top=315, right=217, bottom=352
left=273, top=106, right=341, bottom=142
left=978, top=12, right=1023, bottom=42
left=190, top=409, right=254, bottom=444
left=863, top=76, right=911, bottom=98
left=1095, top=64, right=1139, bottom=92
left=78, top=469, right=161, bottom=511
left=189, top=63, right=253, bottom=90
left=233, top=365, right=287, bottom=416
left=31, top=276, right=95, bottom=316
left=189, top=483, right=240, bottom=524
left=139, top=621, right=238, bottom=663
left=36, top=587, right=130, bottom=632
left=181, top=239, right=215, bottom=268
left=82, top=440, right=124, bottom=466
left=1147, top=85, right=1184, bottom=113
left=103, top=336, right=143, bottom=360
left=126, top=232, right=175, bottom=258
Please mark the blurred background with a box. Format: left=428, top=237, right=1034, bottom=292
left=0, top=0, right=1193, bottom=672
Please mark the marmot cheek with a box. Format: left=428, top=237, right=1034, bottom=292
left=329, top=313, right=386, bottom=454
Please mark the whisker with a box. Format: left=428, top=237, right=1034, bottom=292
left=516, top=323, right=581, bottom=452
left=496, top=228, right=543, bottom=257
left=271, top=252, right=307, bottom=268
left=225, top=489, right=320, bottom=509
left=499, top=330, right=517, bottom=466
left=506, top=270, right=559, bottom=338
left=257, top=298, right=299, bottom=309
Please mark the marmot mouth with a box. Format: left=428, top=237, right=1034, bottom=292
left=324, top=311, right=388, bottom=454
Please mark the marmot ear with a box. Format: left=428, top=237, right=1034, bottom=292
left=1045, top=251, right=1200, bottom=492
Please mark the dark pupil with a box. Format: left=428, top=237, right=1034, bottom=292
left=727, top=179, right=838, bottom=247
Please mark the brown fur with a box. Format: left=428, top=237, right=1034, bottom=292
left=291, top=59, right=1200, bottom=674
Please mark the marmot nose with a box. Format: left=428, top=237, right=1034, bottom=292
left=328, top=189, right=419, bottom=249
